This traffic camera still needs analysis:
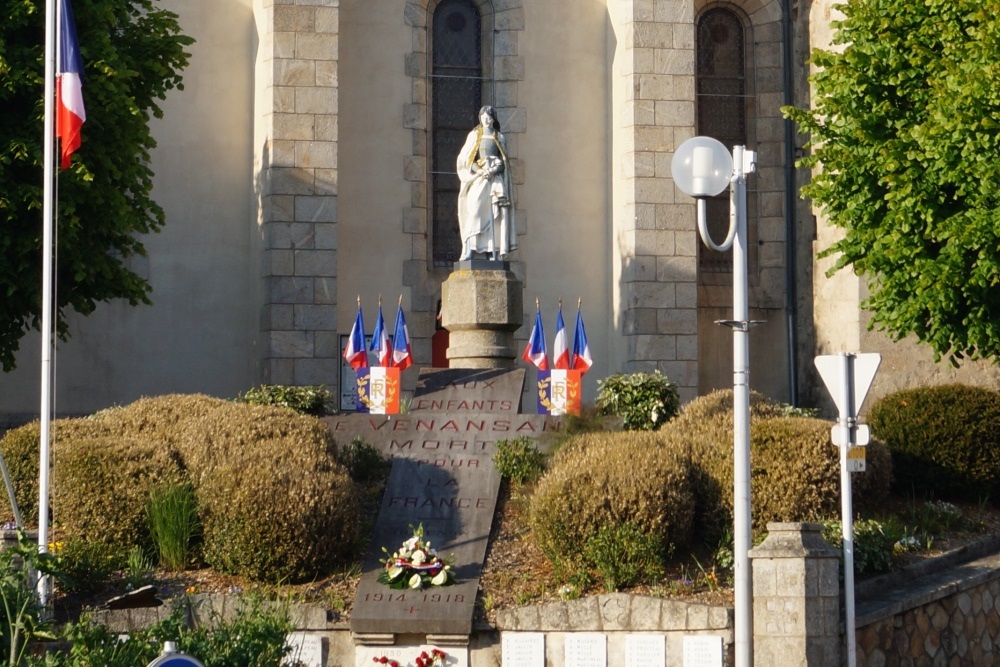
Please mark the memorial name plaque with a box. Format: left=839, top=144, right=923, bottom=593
left=282, top=633, right=323, bottom=667
left=565, top=633, right=607, bottom=667
left=355, top=644, right=468, bottom=667
left=625, top=634, right=664, bottom=667
left=501, top=632, right=545, bottom=667
left=682, top=636, right=723, bottom=667
left=410, top=368, right=525, bottom=413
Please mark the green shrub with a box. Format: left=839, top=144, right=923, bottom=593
left=493, top=436, right=546, bottom=485
left=529, top=431, right=695, bottom=570
left=240, top=384, right=332, bottom=416
left=583, top=522, right=666, bottom=592
left=869, top=384, right=1000, bottom=502
left=2, top=395, right=362, bottom=584
left=822, top=518, right=899, bottom=576
left=49, top=594, right=292, bottom=667
left=336, top=437, right=391, bottom=483
left=596, top=371, right=680, bottom=431
left=57, top=537, right=120, bottom=596
left=659, top=391, right=892, bottom=532
left=148, top=480, right=200, bottom=571
left=1, top=531, right=57, bottom=664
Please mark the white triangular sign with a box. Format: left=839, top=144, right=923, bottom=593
left=815, top=354, right=847, bottom=415
left=851, top=353, right=881, bottom=415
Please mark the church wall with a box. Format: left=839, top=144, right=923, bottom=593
left=0, top=0, right=260, bottom=421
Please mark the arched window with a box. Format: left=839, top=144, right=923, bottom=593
left=696, top=7, right=748, bottom=275
left=431, top=0, right=483, bottom=266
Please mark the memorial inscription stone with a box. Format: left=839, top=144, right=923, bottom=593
left=334, top=370, right=559, bottom=639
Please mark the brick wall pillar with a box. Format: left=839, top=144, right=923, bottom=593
left=749, top=522, right=841, bottom=666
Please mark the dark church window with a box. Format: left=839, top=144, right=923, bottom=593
left=696, top=8, right=748, bottom=274
left=431, top=0, right=483, bottom=266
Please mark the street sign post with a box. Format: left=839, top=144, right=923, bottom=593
left=147, top=643, right=205, bottom=667
left=815, top=352, right=881, bottom=667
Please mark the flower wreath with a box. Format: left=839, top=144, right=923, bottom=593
left=371, top=648, right=447, bottom=667
left=377, top=524, right=456, bottom=589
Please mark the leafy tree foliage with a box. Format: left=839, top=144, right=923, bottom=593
left=786, top=1, right=1000, bottom=362
left=0, top=0, right=192, bottom=370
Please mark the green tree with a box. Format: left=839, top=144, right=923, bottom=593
left=0, top=0, right=192, bottom=371
left=786, top=1, right=1000, bottom=363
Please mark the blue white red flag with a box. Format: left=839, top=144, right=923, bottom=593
left=391, top=302, right=413, bottom=370
left=571, top=305, right=593, bottom=374
left=552, top=306, right=570, bottom=370
left=57, top=0, right=86, bottom=169
left=344, top=303, right=368, bottom=370
left=370, top=304, right=391, bottom=367
left=522, top=308, right=549, bottom=370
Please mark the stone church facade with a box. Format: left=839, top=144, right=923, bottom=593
left=1, top=0, right=997, bottom=422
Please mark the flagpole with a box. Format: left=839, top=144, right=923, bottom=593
left=38, top=0, right=59, bottom=607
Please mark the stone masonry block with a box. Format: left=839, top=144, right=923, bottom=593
left=753, top=559, right=778, bottom=597
left=655, top=0, right=693, bottom=22
left=657, top=308, right=697, bottom=335
left=269, top=330, right=312, bottom=358
left=296, top=33, right=338, bottom=60
left=269, top=276, right=314, bottom=304
left=316, top=60, right=338, bottom=88
left=655, top=48, right=694, bottom=76
left=293, top=358, right=339, bottom=386
left=274, top=112, right=315, bottom=141
left=495, top=56, right=524, bottom=81
left=629, top=597, right=662, bottom=631
left=262, top=304, right=293, bottom=330
left=295, top=140, right=337, bottom=169
left=294, top=304, right=336, bottom=330
left=494, top=8, right=525, bottom=31
left=633, top=23, right=673, bottom=49
left=314, top=168, right=338, bottom=196
left=566, top=597, right=601, bottom=631
left=598, top=594, right=631, bottom=631
left=295, top=88, right=338, bottom=115
left=315, top=114, right=338, bottom=141
left=274, top=6, right=314, bottom=32
left=275, top=59, right=316, bottom=87
left=266, top=358, right=294, bottom=385
left=776, top=559, right=807, bottom=597
left=267, top=221, right=316, bottom=250
left=686, top=604, right=709, bottom=630
left=638, top=73, right=675, bottom=100
left=632, top=281, right=675, bottom=309
left=296, top=195, right=338, bottom=223
left=294, top=249, right=336, bottom=277
left=315, top=7, right=338, bottom=33
left=271, top=139, right=296, bottom=169
left=661, top=600, right=688, bottom=630
left=270, top=167, right=315, bottom=196
left=655, top=100, right=694, bottom=125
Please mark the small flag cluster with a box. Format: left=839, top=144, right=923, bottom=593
left=343, top=296, right=413, bottom=371
left=522, top=300, right=593, bottom=373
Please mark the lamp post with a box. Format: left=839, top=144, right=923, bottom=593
left=671, top=136, right=757, bottom=667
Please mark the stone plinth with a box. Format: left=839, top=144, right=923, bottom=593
left=440, top=262, right=523, bottom=369
left=749, top=522, right=841, bottom=666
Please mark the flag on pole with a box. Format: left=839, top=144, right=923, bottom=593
left=571, top=301, right=593, bottom=374
left=391, top=299, right=413, bottom=370
left=522, top=303, right=549, bottom=370
left=552, top=305, right=570, bottom=370
left=370, top=301, right=391, bottom=367
left=344, top=299, right=368, bottom=370
left=56, top=0, right=86, bottom=169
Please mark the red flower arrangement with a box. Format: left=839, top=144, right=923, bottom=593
left=370, top=648, right=447, bottom=667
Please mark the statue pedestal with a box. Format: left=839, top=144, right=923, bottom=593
left=441, top=261, right=523, bottom=369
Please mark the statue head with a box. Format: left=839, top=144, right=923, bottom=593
left=478, top=105, right=500, bottom=132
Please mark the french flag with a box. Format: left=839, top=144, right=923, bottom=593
left=552, top=306, right=570, bottom=370
left=571, top=305, right=593, bottom=374
left=391, top=302, right=413, bottom=370
left=522, top=308, right=549, bottom=370
left=344, top=303, right=368, bottom=371
left=57, top=0, right=86, bottom=169
left=370, top=303, right=391, bottom=367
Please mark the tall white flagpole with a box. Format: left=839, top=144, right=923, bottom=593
left=38, top=0, right=59, bottom=608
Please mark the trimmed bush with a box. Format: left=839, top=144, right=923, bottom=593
left=868, top=384, right=1000, bottom=502
left=659, top=391, right=892, bottom=531
left=596, top=371, right=680, bottom=431
left=529, top=431, right=695, bottom=569
left=239, top=384, right=333, bottom=416
left=0, top=395, right=361, bottom=583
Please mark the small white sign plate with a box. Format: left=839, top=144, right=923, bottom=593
left=682, top=635, right=723, bottom=667
left=283, top=633, right=323, bottom=667
left=501, top=633, right=545, bottom=667
left=625, top=634, right=665, bottom=667
left=565, top=633, right=607, bottom=667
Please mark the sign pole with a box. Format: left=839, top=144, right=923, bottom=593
left=837, top=353, right=857, bottom=667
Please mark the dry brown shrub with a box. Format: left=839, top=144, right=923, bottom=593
left=529, top=431, right=695, bottom=566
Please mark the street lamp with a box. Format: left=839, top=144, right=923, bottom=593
left=671, top=136, right=757, bottom=667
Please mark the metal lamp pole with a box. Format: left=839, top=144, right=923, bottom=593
left=672, top=137, right=757, bottom=667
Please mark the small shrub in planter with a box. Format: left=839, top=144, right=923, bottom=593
left=868, top=384, right=1000, bottom=502
left=596, top=371, right=680, bottom=431
left=493, top=436, right=546, bottom=485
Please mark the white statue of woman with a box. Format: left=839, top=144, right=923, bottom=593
left=456, top=105, right=517, bottom=261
